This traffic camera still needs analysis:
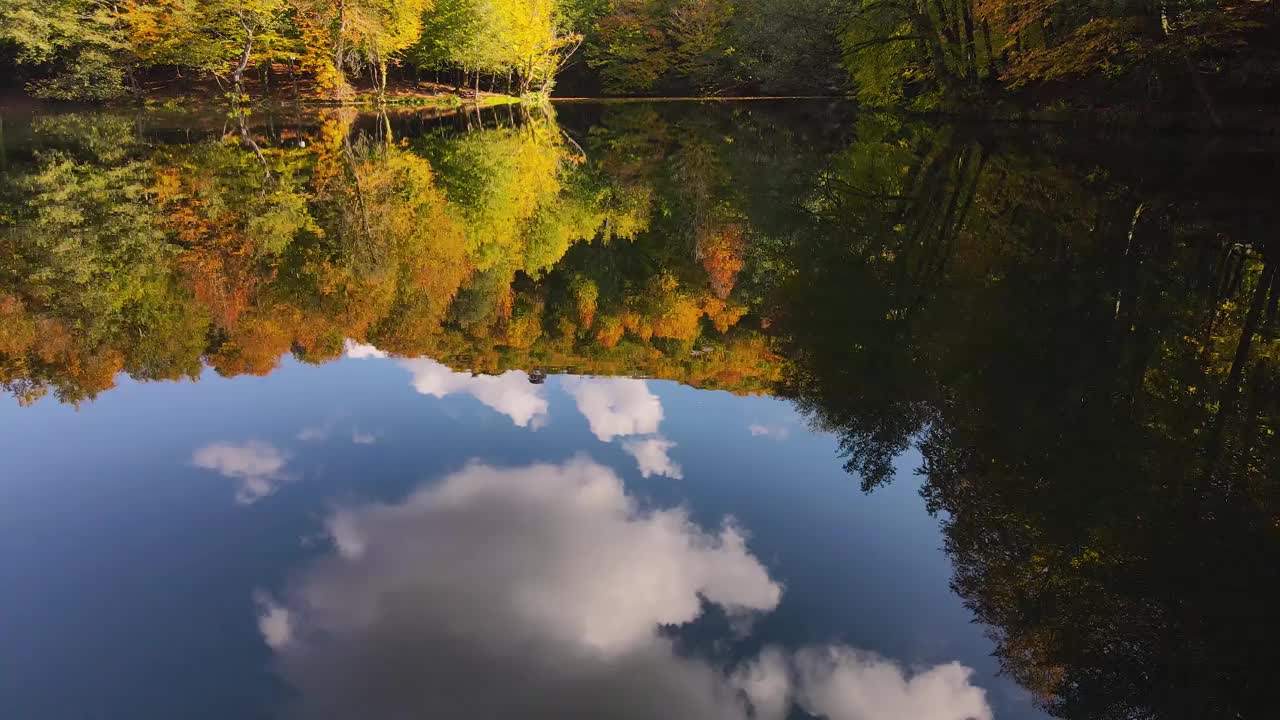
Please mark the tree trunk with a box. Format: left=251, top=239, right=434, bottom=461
left=1262, top=256, right=1280, bottom=340
left=960, top=2, right=978, bottom=82
left=232, top=27, right=254, bottom=99
left=1202, top=257, right=1275, bottom=488
left=927, top=0, right=960, bottom=51
left=981, top=20, right=998, bottom=78
left=913, top=2, right=954, bottom=93
left=333, top=0, right=349, bottom=99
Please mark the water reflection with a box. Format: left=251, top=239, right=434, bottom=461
left=562, top=376, right=665, bottom=440
left=192, top=440, right=293, bottom=504
left=258, top=457, right=990, bottom=720
left=2, top=100, right=1278, bottom=719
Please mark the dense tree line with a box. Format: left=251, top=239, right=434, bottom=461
left=574, top=0, right=1278, bottom=112
left=0, top=0, right=582, bottom=101
left=838, top=0, right=1279, bottom=116
left=3, top=0, right=1274, bottom=111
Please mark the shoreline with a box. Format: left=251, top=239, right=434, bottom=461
left=550, top=96, right=1280, bottom=136
left=3, top=89, right=1277, bottom=136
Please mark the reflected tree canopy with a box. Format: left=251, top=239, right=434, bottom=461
left=1, top=102, right=1278, bottom=719
left=762, top=114, right=1280, bottom=719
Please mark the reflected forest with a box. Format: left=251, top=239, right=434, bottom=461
left=2, top=103, right=1279, bottom=719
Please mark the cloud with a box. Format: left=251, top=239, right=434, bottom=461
left=733, top=646, right=793, bottom=720
left=401, top=359, right=549, bottom=428
left=296, top=426, right=329, bottom=442
left=621, top=436, right=683, bottom=479
left=791, top=645, right=994, bottom=720
left=350, top=429, right=377, bottom=445
left=192, top=441, right=290, bottom=504
left=562, top=377, right=662, bottom=441
left=254, top=591, right=292, bottom=649
left=343, top=340, right=389, bottom=359
left=257, top=458, right=992, bottom=720
left=749, top=423, right=790, bottom=439
left=259, top=458, right=780, bottom=718
left=298, top=415, right=344, bottom=442
left=344, top=341, right=548, bottom=428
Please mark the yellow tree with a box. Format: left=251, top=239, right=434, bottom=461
left=294, top=0, right=431, bottom=100
left=292, top=0, right=358, bottom=97
left=495, top=0, right=582, bottom=93
left=350, top=0, right=434, bottom=100
left=125, top=0, right=292, bottom=97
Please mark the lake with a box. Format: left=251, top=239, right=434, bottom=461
left=1, top=100, right=1277, bottom=720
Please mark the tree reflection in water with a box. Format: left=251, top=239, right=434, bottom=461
left=1, top=101, right=1277, bottom=719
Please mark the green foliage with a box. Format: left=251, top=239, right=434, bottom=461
left=411, top=0, right=485, bottom=69
left=726, top=0, right=847, bottom=93
left=409, top=0, right=582, bottom=93
left=585, top=0, right=674, bottom=93
left=1, top=146, right=167, bottom=324
left=836, top=0, right=1279, bottom=113
left=125, top=0, right=296, bottom=85
left=29, top=48, right=130, bottom=100
left=579, top=0, right=851, bottom=94
left=842, top=19, right=931, bottom=108
left=666, top=0, right=733, bottom=91
left=1, top=0, right=129, bottom=100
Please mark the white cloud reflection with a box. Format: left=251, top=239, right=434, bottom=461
left=192, top=441, right=290, bottom=504
left=561, top=377, right=662, bottom=441
left=254, top=590, right=292, bottom=649
left=256, top=458, right=993, bottom=720
left=621, top=436, right=683, bottom=479
left=343, top=340, right=389, bottom=359
left=402, top=359, right=549, bottom=428
left=344, top=340, right=548, bottom=428
left=749, top=423, right=790, bottom=439
left=737, top=645, right=994, bottom=720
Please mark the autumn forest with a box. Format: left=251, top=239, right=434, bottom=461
left=2, top=0, right=1278, bottom=119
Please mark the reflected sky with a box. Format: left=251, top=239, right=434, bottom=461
left=0, top=347, right=1038, bottom=719
left=3, top=99, right=1276, bottom=720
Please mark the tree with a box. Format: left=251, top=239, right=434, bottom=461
left=667, top=0, right=733, bottom=92
left=1, top=0, right=130, bottom=100
left=125, top=0, right=294, bottom=96
left=584, top=0, right=673, bottom=93
left=291, top=0, right=433, bottom=100
left=348, top=0, right=434, bottom=100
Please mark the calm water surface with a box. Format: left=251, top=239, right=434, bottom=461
left=1, top=101, right=1277, bottom=720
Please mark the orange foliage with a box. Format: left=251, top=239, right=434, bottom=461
left=621, top=310, right=654, bottom=341
left=651, top=294, right=703, bottom=340
left=701, top=295, right=747, bottom=333
left=206, top=313, right=293, bottom=376
left=595, top=315, right=625, bottom=348
left=0, top=295, right=36, bottom=356
left=698, top=222, right=745, bottom=299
